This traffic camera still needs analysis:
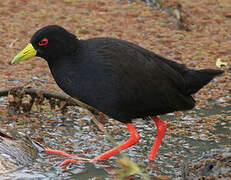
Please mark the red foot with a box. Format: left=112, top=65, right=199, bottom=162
left=148, top=116, right=166, bottom=160
left=44, top=149, right=90, bottom=160
left=43, top=123, right=140, bottom=167
left=58, top=159, right=89, bottom=167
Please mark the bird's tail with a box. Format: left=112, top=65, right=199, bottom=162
left=184, top=69, right=224, bottom=95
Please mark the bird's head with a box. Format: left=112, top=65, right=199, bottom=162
left=11, top=25, right=77, bottom=64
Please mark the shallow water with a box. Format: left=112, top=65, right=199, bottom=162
left=0, top=98, right=230, bottom=179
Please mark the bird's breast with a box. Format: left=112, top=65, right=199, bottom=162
left=49, top=61, right=121, bottom=117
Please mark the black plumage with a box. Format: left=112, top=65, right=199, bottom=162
left=11, top=25, right=224, bottom=164
left=28, top=25, right=223, bottom=123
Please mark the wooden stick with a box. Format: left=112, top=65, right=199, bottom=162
left=0, top=87, right=100, bottom=114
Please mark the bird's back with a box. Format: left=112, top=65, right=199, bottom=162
left=49, top=37, right=222, bottom=122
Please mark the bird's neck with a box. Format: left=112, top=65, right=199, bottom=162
left=44, top=39, right=81, bottom=62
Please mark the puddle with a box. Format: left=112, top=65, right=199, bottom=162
left=0, top=98, right=230, bottom=179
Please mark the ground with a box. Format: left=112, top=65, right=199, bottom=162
left=0, top=0, right=230, bottom=179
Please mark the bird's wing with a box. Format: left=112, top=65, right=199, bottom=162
left=88, top=38, right=193, bottom=118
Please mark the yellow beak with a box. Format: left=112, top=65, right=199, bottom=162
left=11, top=43, right=37, bottom=64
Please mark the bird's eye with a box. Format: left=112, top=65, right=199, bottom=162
left=39, top=38, right=48, bottom=46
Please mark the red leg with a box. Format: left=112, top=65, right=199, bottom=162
left=91, top=123, right=140, bottom=162
left=148, top=116, right=166, bottom=160
left=45, top=123, right=140, bottom=167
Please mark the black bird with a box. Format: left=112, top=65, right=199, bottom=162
left=11, top=25, right=223, bottom=166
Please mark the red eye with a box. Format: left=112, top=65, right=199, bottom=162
left=39, top=38, right=48, bottom=46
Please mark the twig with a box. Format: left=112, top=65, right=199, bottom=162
left=0, top=87, right=99, bottom=114
left=8, top=39, right=18, bottom=48
left=0, top=87, right=149, bottom=179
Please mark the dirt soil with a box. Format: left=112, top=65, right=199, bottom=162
left=0, top=0, right=230, bottom=100
left=0, top=0, right=230, bottom=179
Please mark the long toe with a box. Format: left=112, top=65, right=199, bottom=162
left=58, top=159, right=90, bottom=167
left=44, top=149, right=90, bottom=160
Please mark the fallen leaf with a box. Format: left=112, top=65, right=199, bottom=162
left=216, top=58, right=228, bottom=68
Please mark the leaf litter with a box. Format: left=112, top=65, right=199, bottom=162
left=0, top=0, right=230, bottom=179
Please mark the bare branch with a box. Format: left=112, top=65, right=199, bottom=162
left=0, top=87, right=100, bottom=114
